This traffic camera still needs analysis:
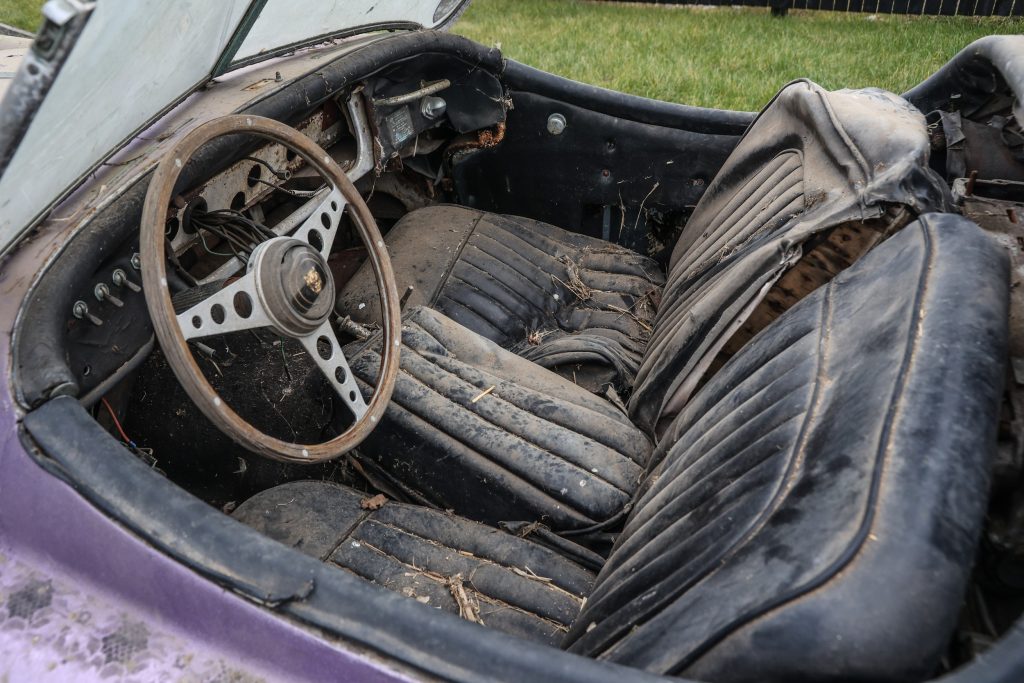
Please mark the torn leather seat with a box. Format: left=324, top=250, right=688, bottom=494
left=627, top=80, right=952, bottom=434
left=343, top=306, right=652, bottom=532
left=233, top=480, right=595, bottom=646
left=338, top=206, right=665, bottom=393
left=239, top=215, right=1006, bottom=680
left=331, top=81, right=951, bottom=533
left=565, top=214, right=1009, bottom=682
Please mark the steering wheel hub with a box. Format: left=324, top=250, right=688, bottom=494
left=252, top=238, right=335, bottom=337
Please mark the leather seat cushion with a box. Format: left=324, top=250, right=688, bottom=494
left=344, top=306, right=652, bottom=532
left=338, top=206, right=665, bottom=392
left=565, top=214, right=1009, bottom=682
left=233, top=480, right=595, bottom=646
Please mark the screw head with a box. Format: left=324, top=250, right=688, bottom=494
left=546, top=113, right=567, bottom=136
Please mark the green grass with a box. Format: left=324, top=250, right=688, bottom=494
left=4, top=0, right=1022, bottom=111
left=455, top=0, right=1024, bottom=110
left=0, top=0, right=41, bottom=34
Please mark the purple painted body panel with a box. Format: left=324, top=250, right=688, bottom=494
left=0, top=39, right=417, bottom=683
left=0, top=401, right=414, bottom=682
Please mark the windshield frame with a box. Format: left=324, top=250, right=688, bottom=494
left=212, top=0, right=472, bottom=76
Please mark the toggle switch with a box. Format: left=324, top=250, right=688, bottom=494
left=94, top=283, right=124, bottom=308
left=73, top=300, right=104, bottom=326
left=112, top=268, right=141, bottom=292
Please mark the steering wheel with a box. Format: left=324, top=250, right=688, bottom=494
left=140, top=115, right=401, bottom=463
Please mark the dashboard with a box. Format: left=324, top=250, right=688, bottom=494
left=15, top=49, right=508, bottom=409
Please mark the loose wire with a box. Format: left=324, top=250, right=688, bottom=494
left=241, top=156, right=290, bottom=180
left=189, top=207, right=277, bottom=263
left=251, top=177, right=321, bottom=198
left=101, top=397, right=136, bottom=448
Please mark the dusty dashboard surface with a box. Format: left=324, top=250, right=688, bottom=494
left=15, top=49, right=508, bottom=411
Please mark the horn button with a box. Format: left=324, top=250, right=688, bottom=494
left=253, top=238, right=335, bottom=336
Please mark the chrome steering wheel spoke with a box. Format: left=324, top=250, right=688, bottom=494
left=292, top=187, right=346, bottom=258
left=299, top=320, right=368, bottom=420
left=176, top=271, right=272, bottom=340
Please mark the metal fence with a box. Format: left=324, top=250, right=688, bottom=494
left=602, top=0, right=1024, bottom=16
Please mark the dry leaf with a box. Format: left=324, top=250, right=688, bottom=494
left=360, top=493, right=388, bottom=510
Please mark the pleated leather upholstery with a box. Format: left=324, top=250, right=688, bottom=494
left=565, top=214, right=1009, bottom=682
left=628, top=80, right=951, bottom=435
left=331, top=80, right=949, bottom=551
left=344, top=83, right=948, bottom=436
left=338, top=206, right=664, bottom=391
left=669, top=150, right=804, bottom=281
left=233, top=480, right=595, bottom=646
left=345, top=306, right=651, bottom=531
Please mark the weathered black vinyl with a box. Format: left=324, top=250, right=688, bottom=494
left=568, top=215, right=1009, bottom=681
left=339, top=206, right=665, bottom=391
left=344, top=306, right=652, bottom=531
left=452, top=89, right=746, bottom=257
left=234, top=480, right=595, bottom=646
left=904, top=35, right=1024, bottom=119
left=628, top=79, right=951, bottom=435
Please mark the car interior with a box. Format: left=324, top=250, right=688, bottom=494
left=13, top=32, right=1024, bottom=682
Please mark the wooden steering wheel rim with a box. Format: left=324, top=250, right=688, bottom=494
left=140, top=115, right=401, bottom=463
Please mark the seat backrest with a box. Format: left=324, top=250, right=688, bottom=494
left=629, top=80, right=951, bottom=435
left=566, top=215, right=1009, bottom=681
